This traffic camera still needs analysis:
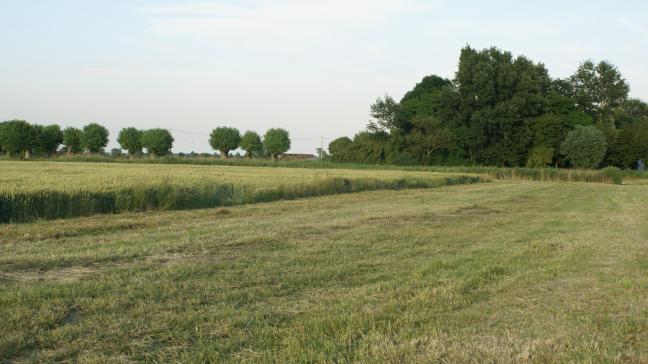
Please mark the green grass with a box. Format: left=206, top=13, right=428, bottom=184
left=0, top=161, right=478, bottom=223
left=2, top=181, right=648, bottom=362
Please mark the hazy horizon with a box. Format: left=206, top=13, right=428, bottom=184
left=3, top=0, right=648, bottom=154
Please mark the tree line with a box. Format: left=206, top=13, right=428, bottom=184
left=0, top=121, right=292, bottom=160
left=327, top=46, right=648, bottom=169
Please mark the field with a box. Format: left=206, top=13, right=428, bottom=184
left=0, top=161, right=479, bottom=223
left=2, top=174, right=648, bottom=362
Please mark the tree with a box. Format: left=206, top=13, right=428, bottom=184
left=239, top=131, right=263, bottom=158
left=368, top=94, right=401, bottom=133
left=453, top=46, right=550, bottom=166
left=570, top=60, right=629, bottom=124
left=209, top=127, right=241, bottom=159
left=561, top=125, right=607, bottom=168
left=81, top=123, right=109, bottom=153
left=0, top=121, right=6, bottom=154
left=117, top=127, right=143, bottom=159
left=141, top=129, right=174, bottom=157
left=263, top=128, right=290, bottom=159
left=328, top=137, right=355, bottom=162
left=62, top=127, right=83, bottom=156
left=406, top=116, right=454, bottom=164
left=608, top=120, right=648, bottom=168
left=37, top=124, right=63, bottom=156
left=0, top=120, right=38, bottom=159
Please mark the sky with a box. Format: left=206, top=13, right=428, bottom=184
left=2, top=0, right=648, bottom=154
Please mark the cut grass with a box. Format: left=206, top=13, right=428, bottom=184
left=1, top=181, right=648, bottom=362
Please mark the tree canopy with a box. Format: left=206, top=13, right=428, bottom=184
left=81, top=123, right=109, bottom=153
left=263, top=128, right=290, bottom=159
left=240, top=131, right=263, bottom=158
left=209, top=127, right=241, bottom=159
left=63, top=127, right=83, bottom=155
left=117, top=127, right=143, bottom=158
left=142, top=129, right=174, bottom=157
left=329, top=45, right=648, bottom=170
left=0, top=120, right=37, bottom=158
left=561, top=125, right=607, bottom=168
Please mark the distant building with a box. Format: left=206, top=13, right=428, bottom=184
left=278, top=153, right=318, bottom=160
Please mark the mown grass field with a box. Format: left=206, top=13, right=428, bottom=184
left=0, top=161, right=478, bottom=223
left=2, top=180, right=648, bottom=362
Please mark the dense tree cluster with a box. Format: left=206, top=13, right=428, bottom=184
left=329, top=46, right=648, bottom=169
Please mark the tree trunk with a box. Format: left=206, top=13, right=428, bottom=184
left=220, top=151, right=228, bottom=159
left=23, top=150, right=31, bottom=160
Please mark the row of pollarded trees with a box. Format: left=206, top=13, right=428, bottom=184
left=116, top=128, right=174, bottom=158
left=0, top=120, right=110, bottom=159
left=0, top=120, right=176, bottom=159
left=209, top=127, right=290, bottom=159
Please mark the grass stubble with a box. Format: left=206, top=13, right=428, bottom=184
left=1, top=181, right=648, bottom=362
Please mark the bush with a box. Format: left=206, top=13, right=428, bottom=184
left=602, top=167, right=623, bottom=185
left=526, top=147, right=555, bottom=168
left=561, top=125, right=607, bottom=168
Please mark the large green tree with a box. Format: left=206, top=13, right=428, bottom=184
left=263, top=128, right=290, bottom=159
left=62, top=127, right=83, bottom=156
left=239, top=131, right=262, bottom=158
left=117, top=127, right=143, bottom=158
left=406, top=116, right=454, bottom=164
left=570, top=60, right=629, bottom=124
left=328, top=137, right=355, bottom=163
left=81, top=123, right=109, bottom=153
left=561, top=125, right=607, bottom=168
left=0, top=120, right=38, bottom=159
left=37, top=124, right=63, bottom=156
left=209, top=127, right=241, bottom=159
left=454, top=46, right=550, bottom=166
left=608, top=121, right=648, bottom=168
left=141, top=129, right=174, bottom=157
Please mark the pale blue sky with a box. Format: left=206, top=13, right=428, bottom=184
left=2, top=0, right=648, bottom=153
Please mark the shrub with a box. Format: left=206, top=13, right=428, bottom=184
left=526, top=147, right=554, bottom=168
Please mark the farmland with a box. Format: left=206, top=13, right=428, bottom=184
left=0, top=161, right=479, bottom=223
left=1, top=179, right=648, bottom=362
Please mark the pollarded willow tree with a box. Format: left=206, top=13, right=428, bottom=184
left=209, top=127, right=241, bottom=159
left=240, top=131, right=263, bottom=158
left=63, top=127, right=83, bottom=156
left=263, top=128, right=290, bottom=159
left=37, top=125, right=63, bottom=156
left=0, top=120, right=38, bottom=159
left=142, top=129, right=174, bottom=158
left=81, top=123, right=109, bottom=154
left=118, top=127, right=143, bottom=159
